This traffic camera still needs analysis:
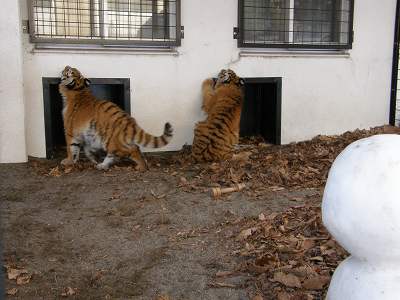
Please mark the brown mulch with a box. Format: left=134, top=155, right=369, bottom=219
left=167, top=125, right=400, bottom=192
left=235, top=205, right=347, bottom=300
left=204, top=125, right=399, bottom=300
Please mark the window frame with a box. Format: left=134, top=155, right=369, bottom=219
left=27, top=0, right=182, bottom=47
left=237, top=0, right=355, bottom=50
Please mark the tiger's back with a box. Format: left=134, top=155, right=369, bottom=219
left=64, top=95, right=170, bottom=151
left=192, top=69, right=244, bottom=162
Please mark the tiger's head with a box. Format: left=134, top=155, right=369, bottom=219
left=215, top=69, right=244, bottom=88
left=60, top=66, right=91, bottom=90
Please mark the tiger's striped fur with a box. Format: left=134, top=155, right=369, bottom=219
left=59, top=66, right=173, bottom=171
left=192, top=69, right=244, bottom=162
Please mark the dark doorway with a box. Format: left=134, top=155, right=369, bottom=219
left=42, top=78, right=131, bottom=159
left=240, top=77, right=282, bottom=144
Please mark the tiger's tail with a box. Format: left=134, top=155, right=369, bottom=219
left=131, top=122, right=173, bottom=148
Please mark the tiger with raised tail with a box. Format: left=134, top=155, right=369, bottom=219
left=192, top=69, right=244, bottom=162
left=59, top=66, right=173, bottom=171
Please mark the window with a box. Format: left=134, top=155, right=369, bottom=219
left=28, top=0, right=181, bottom=47
left=237, top=0, right=354, bottom=49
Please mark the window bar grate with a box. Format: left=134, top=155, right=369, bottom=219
left=28, top=0, right=181, bottom=47
left=237, top=0, right=354, bottom=49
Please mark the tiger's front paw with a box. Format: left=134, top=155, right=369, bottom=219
left=96, top=163, right=109, bottom=171
left=202, top=78, right=216, bottom=88
left=61, top=158, right=74, bottom=166
left=135, top=165, right=147, bottom=172
left=134, top=161, right=148, bottom=172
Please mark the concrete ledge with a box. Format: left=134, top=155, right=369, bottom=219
left=239, top=49, right=351, bottom=58
left=31, top=45, right=180, bottom=56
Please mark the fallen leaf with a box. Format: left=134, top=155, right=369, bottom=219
left=309, top=256, right=324, bottom=262
left=132, top=225, right=141, bottom=231
left=273, top=272, right=302, bottom=288
left=266, top=212, right=279, bottom=221
left=277, top=291, right=291, bottom=300
left=61, top=287, right=77, bottom=297
left=321, top=248, right=337, bottom=256
left=48, top=166, right=62, bottom=177
left=302, top=275, right=330, bottom=290
left=6, top=288, right=18, bottom=296
left=252, top=295, right=263, bottom=300
left=237, top=227, right=258, bottom=240
left=301, top=239, right=315, bottom=251
left=290, top=266, right=317, bottom=278
left=16, top=273, right=32, bottom=285
left=271, top=186, right=285, bottom=192
left=232, top=151, right=252, bottom=162
left=215, top=271, right=234, bottom=277
left=179, top=176, right=188, bottom=186
left=208, top=282, right=237, bottom=288
left=155, top=295, right=170, bottom=300
left=64, top=166, right=73, bottom=174
left=7, top=268, right=27, bottom=280
left=258, top=142, right=271, bottom=148
left=258, top=213, right=266, bottom=221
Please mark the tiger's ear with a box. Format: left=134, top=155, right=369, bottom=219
left=84, top=78, right=91, bottom=87
left=239, top=78, right=245, bottom=86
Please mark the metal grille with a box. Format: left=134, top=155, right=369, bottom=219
left=392, top=1, right=400, bottom=127
left=28, top=0, right=181, bottom=46
left=395, top=53, right=400, bottom=126
left=238, top=0, right=354, bottom=49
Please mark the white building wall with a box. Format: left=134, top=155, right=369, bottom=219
left=14, top=0, right=398, bottom=159
left=0, top=0, right=27, bottom=163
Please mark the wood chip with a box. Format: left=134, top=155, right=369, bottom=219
left=208, top=282, right=237, bottom=289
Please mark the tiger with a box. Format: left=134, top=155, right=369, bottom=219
left=58, top=66, right=173, bottom=171
left=191, top=69, right=244, bottom=162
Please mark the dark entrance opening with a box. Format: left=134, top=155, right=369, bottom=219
left=42, top=78, right=131, bottom=159
left=240, top=77, right=282, bottom=144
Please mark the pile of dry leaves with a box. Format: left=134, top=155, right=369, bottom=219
left=168, top=125, right=400, bottom=191
left=235, top=205, right=347, bottom=299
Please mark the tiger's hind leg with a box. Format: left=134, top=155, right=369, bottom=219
left=84, top=146, right=98, bottom=165
left=96, top=153, right=117, bottom=170
left=129, top=145, right=148, bottom=171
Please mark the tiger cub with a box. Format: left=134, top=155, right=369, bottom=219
left=192, top=69, right=244, bottom=162
left=59, top=66, right=173, bottom=171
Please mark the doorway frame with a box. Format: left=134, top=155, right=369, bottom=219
left=242, top=77, right=282, bottom=145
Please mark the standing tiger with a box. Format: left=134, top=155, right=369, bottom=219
left=192, top=69, right=244, bottom=162
left=59, top=66, right=173, bottom=171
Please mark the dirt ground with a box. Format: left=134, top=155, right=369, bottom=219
left=1, top=157, right=321, bottom=300
left=1, top=126, right=398, bottom=300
